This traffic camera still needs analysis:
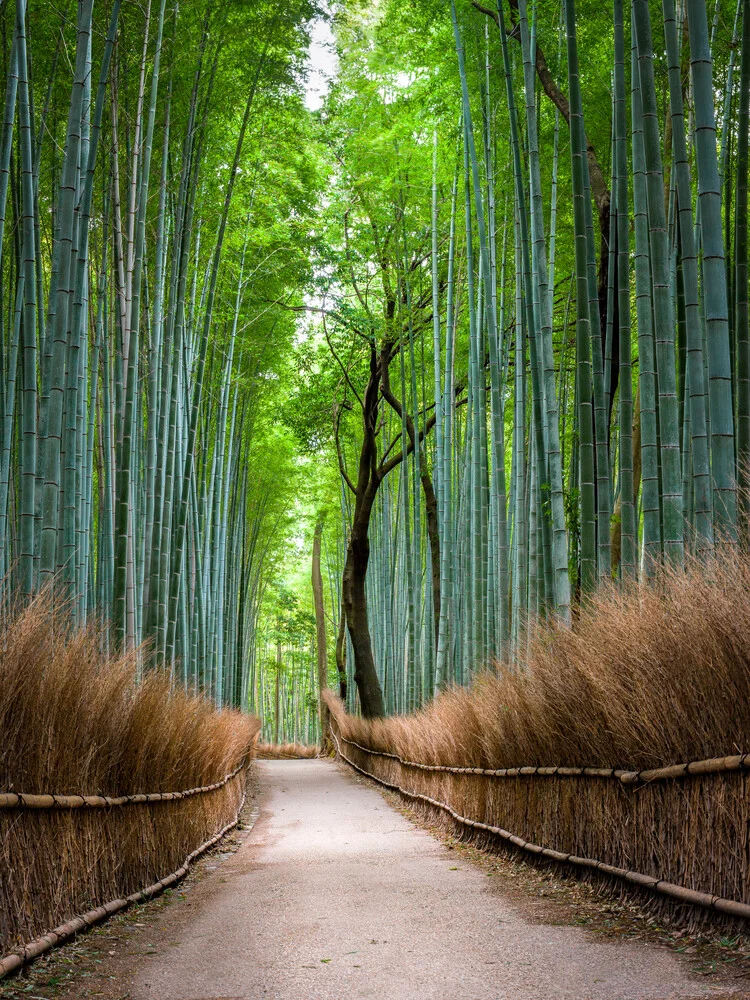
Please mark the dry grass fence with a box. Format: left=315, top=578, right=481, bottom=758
left=0, top=596, right=260, bottom=964
left=255, top=743, right=320, bottom=759
left=326, top=549, right=750, bottom=929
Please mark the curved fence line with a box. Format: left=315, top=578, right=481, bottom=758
left=0, top=758, right=248, bottom=811
left=338, top=736, right=750, bottom=785
left=332, top=733, right=750, bottom=922
left=0, top=769, right=248, bottom=979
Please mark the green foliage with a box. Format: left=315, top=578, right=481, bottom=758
left=5, top=0, right=750, bottom=727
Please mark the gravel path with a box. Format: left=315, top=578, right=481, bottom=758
left=129, top=758, right=740, bottom=1000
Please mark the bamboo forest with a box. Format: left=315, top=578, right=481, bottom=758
left=4, top=0, right=750, bottom=994
left=2, top=0, right=748, bottom=722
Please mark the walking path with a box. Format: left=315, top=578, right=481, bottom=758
left=128, top=759, right=740, bottom=1000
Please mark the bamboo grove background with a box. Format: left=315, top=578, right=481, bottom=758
left=2, top=0, right=750, bottom=734
left=290, top=0, right=750, bottom=721
left=0, top=0, right=326, bottom=711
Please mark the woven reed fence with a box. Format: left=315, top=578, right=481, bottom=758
left=255, top=742, right=320, bottom=760
left=328, top=709, right=750, bottom=928
left=0, top=725, right=260, bottom=971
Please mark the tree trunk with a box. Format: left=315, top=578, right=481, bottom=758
left=421, top=463, right=441, bottom=647
left=311, top=514, right=330, bottom=747
left=342, top=507, right=385, bottom=718
left=274, top=628, right=281, bottom=745
left=335, top=601, right=347, bottom=702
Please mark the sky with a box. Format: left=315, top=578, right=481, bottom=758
left=305, top=8, right=338, bottom=111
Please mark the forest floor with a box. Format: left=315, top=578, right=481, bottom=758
left=3, top=758, right=750, bottom=1000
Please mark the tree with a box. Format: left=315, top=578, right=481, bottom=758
left=312, top=514, right=331, bottom=745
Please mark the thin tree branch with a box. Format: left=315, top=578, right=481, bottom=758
left=323, top=313, right=365, bottom=409
left=333, top=403, right=357, bottom=495
left=343, top=209, right=375, bottom=326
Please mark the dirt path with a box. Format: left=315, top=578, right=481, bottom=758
left=96, top=758, right=741, bottom=1000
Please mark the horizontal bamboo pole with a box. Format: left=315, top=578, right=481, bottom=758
left=0, top=770, right=249, bottom=979
left=332, top=733, right=750, bottom=922
left=0, top=758, right=248, bottom=811
left=338, top=736, right=750, bottom=785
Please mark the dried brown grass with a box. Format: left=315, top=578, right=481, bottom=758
left=0, top=595, right=260, bottom=954
left=255, top=743, right=319, bottom=759
left=326, top=549, right=750, bottom=928
left=330, top=549, right=750, bottom=771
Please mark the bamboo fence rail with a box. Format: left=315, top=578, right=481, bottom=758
left=0, top=760, right=247, bottom=810
left=0, top=749, right=256, bottom=964
left=0, top=777, right=249, bottom=979
left=338, top=737, right=750, bottom=785
left=330, top=723, right=750, bottom=928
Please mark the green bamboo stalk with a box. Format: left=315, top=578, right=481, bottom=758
left=430, top=131, right=444, bottom=642
left=519, top=0, right=570, bottom=619
left=613, top=0, right=636, bottom=577
left=114, top=0, right=165, bottom=646
left=633, top=0, right=684, bottom=566
left=143, top=64, right=172, bottom=623
left=16, top=0, right=37, bottom=597
left=687, top=0, right=738, bottom=536
left=489, top=0, right=554, bottom=615
left=0, top=19, right=18, bottom=288
left=736, top=0, right=750, bottom=514
left=564, top=0, right=597, bottom=592
left=663, top=0, right=713, bottom=548
left=434, top=166, right=458, bottom=689
left=63, top=0, right=120, bottom=602
left=0, top=281, right=22, bottom=585
left=39, top=0, right=94, bottom=584
left=511, top=212, right=528, bottom=649
left=631, top=18, right=661, bottom=568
